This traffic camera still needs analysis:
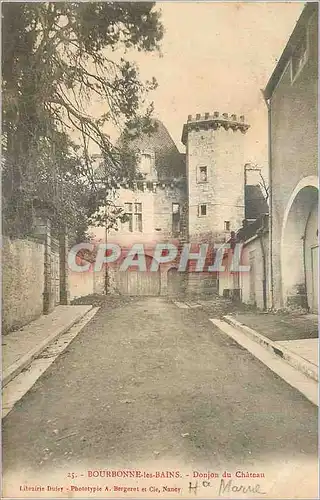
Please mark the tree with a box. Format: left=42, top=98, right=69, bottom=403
left=244, top=163, right=269, bottom=202
left=258, top=171, right=269, bottom=202
left=2, top=2, right=163, bottom=241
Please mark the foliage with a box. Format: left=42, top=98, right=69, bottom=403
left=2, top=2, right=163, bottom=242
left=244, top=163, right=269, bottom=202
left=258, top=171, right=269, bottom=202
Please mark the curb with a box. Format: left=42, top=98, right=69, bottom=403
left=2, top=307, right=100, bottom=420
left=2, top=305, right=93, bottom=387
left=223, top=315, right=318, bottom=382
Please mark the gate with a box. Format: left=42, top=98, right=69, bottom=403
left=116, top=255, right=160, bottom=296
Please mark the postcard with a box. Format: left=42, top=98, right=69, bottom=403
left=2, top=1, right=318, bottom=499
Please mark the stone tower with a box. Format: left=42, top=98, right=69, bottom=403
left=182, top=112, right=250, bottom=244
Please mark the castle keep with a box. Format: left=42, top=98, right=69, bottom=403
left=182, top=112, right=250, bottom=245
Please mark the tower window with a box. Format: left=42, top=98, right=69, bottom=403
left=198, top=166, right=208, bottom=183
left=199, top=204, right=207, bottom=216
left=172, top=203, right=180, bottom=214
left=172, top=203, right=180, bottom=235
left=224, top=220, right=230, bottom=231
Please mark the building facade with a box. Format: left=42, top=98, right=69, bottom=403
left=91, top=112, right=253, bottom=296
left=84, top=5, right=318, bottom=308
left=264, top=3, right=318, bottom=312
left=92, top=120, right=188, bottom=296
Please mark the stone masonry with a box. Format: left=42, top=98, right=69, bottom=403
left=182, top=112, right=250, bottom=245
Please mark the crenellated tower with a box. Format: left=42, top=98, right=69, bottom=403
left=182, top=111, right=250, bottom=244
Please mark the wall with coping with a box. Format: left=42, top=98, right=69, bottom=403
left=2, top=237, right=45, bottom=333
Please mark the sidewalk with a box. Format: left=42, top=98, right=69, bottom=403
left=2, top=305, right=92, bottom=387
left=224, top=312, right=318, bottom=382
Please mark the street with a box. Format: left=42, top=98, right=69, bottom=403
left=2, top=297, right=318, bottom=495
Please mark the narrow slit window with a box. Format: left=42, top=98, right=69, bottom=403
left=172, top=203, right=180, bottom=234
left=199, top=204, right=207, bottom=216
left=134, top=202, right=142, bottom=232
left=198, top=166, right=208, bottom=182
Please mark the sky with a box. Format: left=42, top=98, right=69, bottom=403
left=122, top=1, right=304, bottom=181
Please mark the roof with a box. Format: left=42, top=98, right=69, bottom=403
left=245, top=185, right=269, bottom=220
left=236, top=214, right=269, bottom=243
left=264, top=3, right=318, bottom=100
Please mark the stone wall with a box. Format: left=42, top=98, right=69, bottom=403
left=186, top=272, right=217, bottom=295
left=69, top=259, right=108, bottom=299
left=69, top=268, right=94, bottom=301
left=2, top=237, right=45, bottom=333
